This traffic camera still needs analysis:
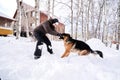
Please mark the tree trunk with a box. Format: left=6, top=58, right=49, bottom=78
left=47, top=0, right=53, bottom=40
left=102, top=0, right=108, bottom=46
left=91, top=0, right=95, bottom=38
left=16, top=0, right=22, bottom=39
left=86, top=0, right=91, bottom=40
left=75, top=0, right=81, bottom=39
left=52, top=0, right=55, bottom=17
left=81, top=0, right=84, bottom=40
left=71, top=0, right=74, bottom=37
left=35, top=0, right=40, bottom=27
left=21, top=3, right=29, bottom=38
left=116, top=0, right=120, bottom=50
left=24, top=12, right=29, bottom=37
left=95, top=0, right=105, bottom=39
left=47, top=0, right=51, bottom=19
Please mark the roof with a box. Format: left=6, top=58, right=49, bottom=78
left=0, top=11, right=15, bottom=21
left=13, top=1, right=35, bottom=18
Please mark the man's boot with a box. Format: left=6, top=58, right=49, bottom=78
left=34, top=45, right=43, bottom=59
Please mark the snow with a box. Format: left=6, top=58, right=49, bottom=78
left=0, top=36, right=120, bottom=80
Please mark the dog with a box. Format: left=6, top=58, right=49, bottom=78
left=59, top=33, right=103, bottom=58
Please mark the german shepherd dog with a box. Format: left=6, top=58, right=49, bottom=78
left=59, top=33, right=103, bottom=58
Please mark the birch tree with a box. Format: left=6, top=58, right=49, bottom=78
left=75, top=0, right=81, bottom=39
left=52, top=0, right=55, bottom=17
left=47, top=0, right=51, bottom=19
left=81, top=0, right=84, bottom=40
left=16, top=0, right=22, bottom=39
left=86, top=0, right=91, bottom=40
left=91, top=0, right=95, bottom=38
left=116, top=0, right=120, bottom=50
left=95, top=0, right=105, bottom=39
left=102, top=0, right=108, bottom=46
left=35, top=0, right=40, bottom=26
left=70, top=0, right=74, bottom=37
left=21, top=3, right=29, bottom=37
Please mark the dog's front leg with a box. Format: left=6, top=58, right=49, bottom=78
left=61, top=50, right=70, bottom=58
left=61, top=44, right=73, bottom=58
left=61, top=42, right=73, bottom=58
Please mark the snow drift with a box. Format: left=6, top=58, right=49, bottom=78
left=0, top=36, right=120, bottom=80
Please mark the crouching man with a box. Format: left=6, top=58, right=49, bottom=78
left=33, top=18, right=62, bottom=59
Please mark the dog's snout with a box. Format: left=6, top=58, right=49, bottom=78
left=59, top=36, right=64, bottom=39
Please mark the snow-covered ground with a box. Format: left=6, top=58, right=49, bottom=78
left=0, top=36, right=120, bottom=80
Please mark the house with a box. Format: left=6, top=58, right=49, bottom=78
left=0, top=11, right=15, bottom=36
left=13, top=1, right=65, bottom=40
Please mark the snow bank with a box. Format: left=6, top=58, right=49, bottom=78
left=0, top=37, right=120, bottom=80
left=86, top=38, right=120, bottom=58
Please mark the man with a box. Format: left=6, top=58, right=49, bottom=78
left=33, top=18, right=62, bottom=59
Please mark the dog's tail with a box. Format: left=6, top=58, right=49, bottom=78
left=91, top=50, right=103, bottom=58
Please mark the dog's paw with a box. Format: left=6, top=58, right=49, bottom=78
left=61, top=55, right=64, bottom=58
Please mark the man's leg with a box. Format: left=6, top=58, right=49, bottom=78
left=33, top=32, right=44, bottom=59
left=34, top=41, right=43, bottom=59
left=43, top=36, right=53, bottom=54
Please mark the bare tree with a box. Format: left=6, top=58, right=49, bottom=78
left=50, top=0, right=118, bottom=43
left=86, top=0, right=91, bottom=40
left=91, top=0, right=95, bottom=38
left=16, top=0, right=22, bottom=39
left=116, top=0, right=120, bottom=50
left=70, top=0, right=74, bottom=37
left=95, top=0, right=105, bottom=39
left=21, top=3, right=29, bottom=37
left=75, top=0, right=81, bottom=39
left=81, top=0, right=84, bottom=40
left=46, top=0, right=53, bottom=40
left=35, top=0, right=40, bottom=26
left=52, top=0, right=55, bottom=17
left=47, top=0, right=51, bottom=19
left=102, top=0, right=108, bottom=46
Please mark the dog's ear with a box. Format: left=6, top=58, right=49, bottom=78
left=67, top=34, right=71, bottom=37
left=59, top=33, right=71, bottom=39
left=61, top=33, right=66, bottom=36
left=59, top=33, right=67, bottom=39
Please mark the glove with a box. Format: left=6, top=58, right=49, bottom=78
left=57, top=33, right=61, bottom=36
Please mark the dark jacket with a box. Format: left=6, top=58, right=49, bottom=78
left=34, top=19, right=59, bottom=36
